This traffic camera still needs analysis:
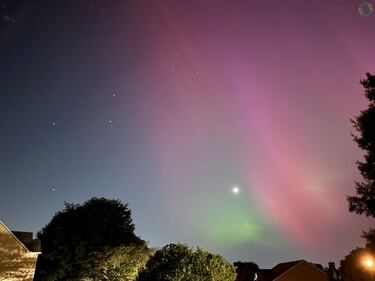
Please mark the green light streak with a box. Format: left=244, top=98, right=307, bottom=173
left=202, top=204, right=264, bottom=246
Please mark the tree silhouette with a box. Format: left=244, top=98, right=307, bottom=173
left=362, top=229, right=375, bottom=250
left=348, top=73, right=375, bottom=217
left=37, top=197, right=145, bottom=280
left=234, top=261, right=259, bottom=281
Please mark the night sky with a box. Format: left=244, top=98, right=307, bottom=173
left=1, top=0, right=375, bottom=267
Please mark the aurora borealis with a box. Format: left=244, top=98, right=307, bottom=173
left=1, top=0, right=375, bottom=267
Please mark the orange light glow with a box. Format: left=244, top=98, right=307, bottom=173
left=363, top=256, right=375, bottom=270
left=365, top=258, right=374, bottom=268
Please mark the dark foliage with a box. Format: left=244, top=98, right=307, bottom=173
left=362, top=228, right=375, bottom=250
left=234, top=261, right=259, bottom=281
left=348, top=73, right=375, bottom=217
left=37, top=197, right=145, bottom=280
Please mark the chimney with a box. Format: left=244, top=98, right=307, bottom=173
left=328, top=262, right=338, bottom=280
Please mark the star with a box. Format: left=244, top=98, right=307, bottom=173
left=52, top=121, right=56, bottom=126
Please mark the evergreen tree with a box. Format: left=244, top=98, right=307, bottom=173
left=348, top=73, right=375, bottom=217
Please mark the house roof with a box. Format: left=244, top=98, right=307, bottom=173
left=0, top=220, right=30, bottom=253
left=259, top=260, right=320, bottom=281
left=0, top=219, right=40, bottom=281
left=271, top=260, right=303, bottom=276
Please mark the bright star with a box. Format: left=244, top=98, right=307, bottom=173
left=232, top=186, right=240, bottom=194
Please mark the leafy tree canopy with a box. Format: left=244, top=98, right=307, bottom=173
left=81, top=244, right=153, bottom=281
left=348, top=73, right=375, bottom=217
left=137, top=243, right=236, bottom=281
left=37, top=197, right=145, bottom=280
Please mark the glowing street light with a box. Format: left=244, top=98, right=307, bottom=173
left=366, top=258, right=374, bottom=268
left=363, top=256, right=375, bottom=281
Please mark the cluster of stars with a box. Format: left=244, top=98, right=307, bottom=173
left=46, top=92, right=120, bottom=192
left=50, top=92, right=118, bottom=127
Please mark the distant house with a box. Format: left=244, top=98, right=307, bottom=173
left=0, top=220, right=40, bottom=281
left=258, top=260, right=329, bottom=281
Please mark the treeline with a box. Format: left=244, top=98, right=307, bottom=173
left=36, top=197, right=239, bottom=281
